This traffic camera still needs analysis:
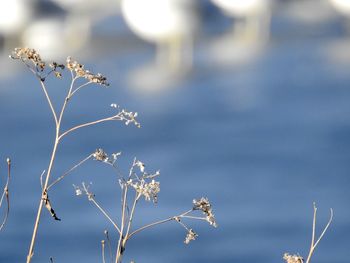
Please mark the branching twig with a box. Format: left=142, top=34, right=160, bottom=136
left=47, top=154, right=92, bottom=190
left=0, top=158, right=11, bottom=231
left=305, top=203, right=333, bottom=263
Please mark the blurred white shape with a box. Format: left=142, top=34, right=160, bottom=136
left=21, top=16, right=90, bottom=60
left=121, top=0, right=198, bottom=70
left=329, top=0, right=350, bottom=15
left=0, top=0, right=33, bottom=35
left=211, top=0, right=272, bottom=43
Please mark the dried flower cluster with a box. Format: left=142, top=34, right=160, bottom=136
left=126, top=159, right=161, bottom=203
left=193, top=197, right=217, bottom=227
left=184, top=229, right=198, bottom=244
left=66, top=57, right=109, bottom=86
left=283, top=253, right=304, bottom=263
left=10, top=47, right=45, bottom=71
left=111, top=104, right=141, bottom=128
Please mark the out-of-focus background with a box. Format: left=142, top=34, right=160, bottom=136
left=0, top=0, right=350, bottom=262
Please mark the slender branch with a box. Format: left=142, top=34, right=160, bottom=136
left=89, top=198, right=121, bottom=234
left=313, top=208, right=333, bottom=250
left=0, top=158, right=11, bottom=231
left=39, top=170, right=46, bottom=190
left=115, top=186, right=129, bottom=263
left=47, top=154, right=92, bottom=190
left=104, top=230, right=114, bottom=263
left=126, top=209, right=193, bottom=241
left=305, top=204, right=334, bottom=263
left=38, top=80, right=58, bottom=126
left=181, top=215, right=208, bottom=221
left=101, top=240, right=106, bottom=263
left=125, top=192, right=140, bottom=238
left=69, top=81, right=93, bottom=98
left=58, top=115, right=122, bottom=141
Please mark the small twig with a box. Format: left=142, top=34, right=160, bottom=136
left=125, top=191, right=141, bottom=239
left=101, top=240, right=106, bottom=263
left=305, top=203, right=333, bottom=263
left=58, top=114, right=124, bottom=141
left=40, top=170, right=46, bottom=190
left=69, top=81, right=93, bottom=98
left=47, top=154, right=92, bottom=190
left=104, top=230, right=114, bottom=263
left=0, top=158, right=11, bottom=231
left=126, top=209, right=193, bottom=241
left=89, top=196, right=121, bottom=234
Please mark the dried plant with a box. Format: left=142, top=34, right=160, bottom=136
left=283, top=203, right=333, bottom=263
left=11, top=47, right=139, bottom=262
left=11, top=48, right=216, bottom=263
left=0, top=158, right=11, bottom=231
left=73, top=150, right=217, bottom=263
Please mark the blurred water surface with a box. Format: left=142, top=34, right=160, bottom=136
left=0, top=1, right=350, bottom=263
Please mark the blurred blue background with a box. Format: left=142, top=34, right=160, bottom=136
left=0, top=0, right=350, bottom=262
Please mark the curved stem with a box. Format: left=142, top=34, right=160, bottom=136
left=27, top=75, right=76, bottom=262
left=38, top=80, right=58, bottom=126
left=126, top=209, right=193, bottom=241
left=69, top=81, right=93, bottom=98
left=0, top=158, right=11, bottom=231
left=58, top=115, right=121, bottom=141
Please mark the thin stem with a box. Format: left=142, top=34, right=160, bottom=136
left=39, top=80, right=58, bottom=126
left=126, top=209, right=193, bottom=241
left=47, top=154, right=92, bottom=190
left=27, top=74, right=76, bottom=262
left=313, top=208, right=333, bottom=249
left=90, top=198, right=121, bottom=234
left=181, top=215, right=208, bottom=221
left=125, top=192, right=140, bottom=239
left=58, top=115, right=122, bottom=141
left=69, top=81, right=93, bottom=98
left=101, top=240, right=106, bottom=263
left=115, top=186, right=129, bottom=263
left=27, top=138, right=59, bottom=263
left=0, top=158, right=11, bottom=231
left=104, top=230, right=114, bottom=263
left=305, top=204, right=334, bottom=263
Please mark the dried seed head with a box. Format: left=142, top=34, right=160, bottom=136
left=66, top=56, right=109, bottom=86
left=193, top=197, right=217, bottom=227
left=93, top=148, right=108, bottom=162
left=283, top=253, right=304, bottom=263
left=184, top=229, right=198, bottom=244
left=10, top=47, right=45, bottom=71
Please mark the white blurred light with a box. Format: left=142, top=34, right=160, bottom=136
left=121, top=0, right=196, bottom=43
left=329, top=0, right=350, bottom=15
left=0, top=0, right=32, bottom=35
left=21, top=17, right=90, bottom=59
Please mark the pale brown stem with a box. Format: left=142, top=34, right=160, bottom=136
left=47, top=154, right=92, bottom=190
left=0, top=158, right=11, bottom=231
left=27, top=76, right=76, bottom=262
left=39, top=80, right=58, bottom=126
left=126, top=209, right=193, bottom=241
left=115, top=186, right=128, bottom=263
left=305, top=204, right=333, bottom=263
left=124, top=192, right=140, bottom=239
left=27, top=138, right=59, bottom=263
left=58, top=115, right=122, bottom=141
left=90, top=198, right=121, bottom=234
